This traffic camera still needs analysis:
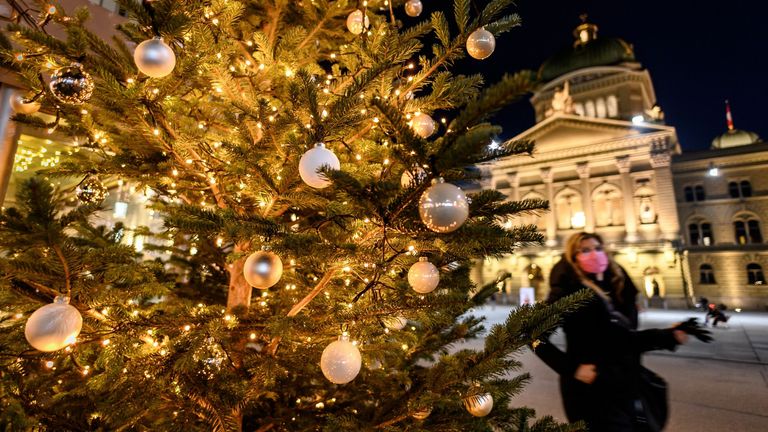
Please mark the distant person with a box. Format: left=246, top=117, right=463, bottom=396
left=532, top=232, right=712, bottom=432
left=705, top=303, right=730, bottom=327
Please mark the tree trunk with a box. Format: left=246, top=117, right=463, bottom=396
left=227, top=242, right=252, bottom=313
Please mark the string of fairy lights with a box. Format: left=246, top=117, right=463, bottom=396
left=6, top=0, right=501, bottom=420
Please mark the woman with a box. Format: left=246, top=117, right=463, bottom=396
left=533, top=232, right=709, bottom=431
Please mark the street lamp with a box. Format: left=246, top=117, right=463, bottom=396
left=708, top=162, right=719, bottom=177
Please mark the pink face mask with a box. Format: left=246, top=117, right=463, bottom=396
left=577, top=250, right=609, bottom=274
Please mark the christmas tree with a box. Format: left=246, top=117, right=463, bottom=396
left=0, top=1, right=587, bottom=430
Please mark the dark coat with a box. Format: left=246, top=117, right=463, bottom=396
left=534, top=258, right=678, bottom=432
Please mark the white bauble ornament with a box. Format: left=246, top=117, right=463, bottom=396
left=243, top=250, right=283, bottom=289
left=411, top=112, right=435, bottom=138
left=24, top=296, right=82, bottom=352
left=134, top=38, right=176, bottom=78
left=419, top=178, right=469, bottom=233
left=466, top=27, right=496, bottom=60
left=9, top=93, right=40, bottom=114
left=320, top=334, right=362, bottom=384
left=49, top=63, right=94, bottom=105
left=400, top=166, right=427, bottom=188
left=464, top=393, right=494, bottom=417
left=346, top=10, right=370, bottom=35
left=382, top=316, right=407, bottom=330
left=408, top=257, right=439, bottom=294
left=299, top=143, right=340, bottom=189
left=404, top=0, right=423, bottom=17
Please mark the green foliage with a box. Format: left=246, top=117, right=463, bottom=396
left=0, top=0, right=580, bottom=430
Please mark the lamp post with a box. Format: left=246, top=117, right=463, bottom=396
left=672, top=239, right=695, bottom=308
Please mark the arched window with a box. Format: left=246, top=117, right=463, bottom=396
left=694, top=185, right=706, bottom=201
left=734, top=217, right=763, bottom=244
left=699, top=264, right=716, bottom=284
left=585, top=100, right=596, bottom=118
left=747, top=263, right=765, bottom=285
left=593, top=183, right=624, bottom=227
left=729, top=182, right=740, bottom=198
left=555, top=188, right=584, bottom=229
left=688, top=221, right=714, bottom=246
left=635, top=185, right=657, bottom=224
left=684, top=186, right=694, bottom=202
left=596, top=98, right=607, bottom=118
left=606, top=95, right=619, bottom=118
left=740, top=180, right=752, bottom=197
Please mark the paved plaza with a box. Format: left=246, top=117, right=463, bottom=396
left=468, top=306, right=768, bottom=431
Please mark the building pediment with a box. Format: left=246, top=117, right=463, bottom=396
left=510, top=114, right=673, bottom=152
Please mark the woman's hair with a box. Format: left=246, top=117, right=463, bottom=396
left=563, top=232, right=625, bottom=300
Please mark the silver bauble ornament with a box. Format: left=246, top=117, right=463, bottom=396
left=49, top=63, right=94, bottom=105
left=411, top=112, right=435, bottom=138
left=243, top=250, right=283, bottom=289
left=382, top=316, right=408, bottom=330
left=466, top=27, right=496, bottom=60
left=320, top=334, right=362, bottom=384
left=400, top=166, right=427, bottom=188
left=418, top=178, right=469, bottom=233
left=134, top=38, right=176, bottom=78
left=464, top=393, right=494, bottom=417
left=299, top=143, right=340, bottom=189
left=408, top=257, right=440, bottom=294
left=75, top=176, right=108, bottom=204
left=404, top=0, right=423, bottom=17
left=25, top=296, right=82, bottom=352
left=346, top=10, right=370, bottom=35
left=9, top=92, right=41, bottom=114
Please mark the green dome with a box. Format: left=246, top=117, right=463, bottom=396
left=711, top=129, right=760, bottom=149
left=539, top=22, right=636, bottom=83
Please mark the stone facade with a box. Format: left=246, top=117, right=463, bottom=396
left=672, top=144, right=768, bottom=310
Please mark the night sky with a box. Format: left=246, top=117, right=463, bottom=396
left=439, top=0, right=768, bottom=151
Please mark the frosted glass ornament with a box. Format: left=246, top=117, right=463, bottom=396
left=134, top=38, right=176, bottom=78
left=320, top=334, right=362, bottom=384
left=466, top=27, right=496, bottom=60
left=75, top=176, right=108, bottom=205
left=243, top=250, right=283, bottom=289
left=411, top=112, right=435, bottom=138
left=382, top=316, right=407, bottom=330
left=418, top=178, right=469, bottom=233
left=25, top=296, right=82, bottom=352
left=346, top=10, right=370, bottom=35
left=400, top=166, right=427, bottom=188
left=464, top=393, right=494, bottom=417
left=49, top=63, right=93, bottom=105
left=10, top=93, right=40, bottom=114
left=404, top=0, right=423, bottom=17
left=408, top=257, right=439, bottom=294
left=299, top=143, right=340, bottom=189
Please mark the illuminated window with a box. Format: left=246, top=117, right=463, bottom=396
left=555, top=188, right=583, bottom=229
left=593, top=183, right=624, bottom=227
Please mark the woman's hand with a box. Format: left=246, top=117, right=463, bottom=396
left=574, top=364, right=597, bottom=384
left=673, top=329, right=689, bottom=344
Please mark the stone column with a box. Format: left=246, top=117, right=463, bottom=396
left=576, top=162, right=594, bottom=232
left=508, top=171, right=519, bottom=202
left=0, top=85, right=19, bottom=205
left=616, top=156, right=638, bottom=242
left=541, top=167, right=557, bottom=246
left=650, top=150, right=680, bottom=241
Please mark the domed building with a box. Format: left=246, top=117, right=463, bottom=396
left=476, top=18, right=768, bottom=310
left=672, top=102, right=768, bottom=310
left=478, top=18, right=687, bottom=308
